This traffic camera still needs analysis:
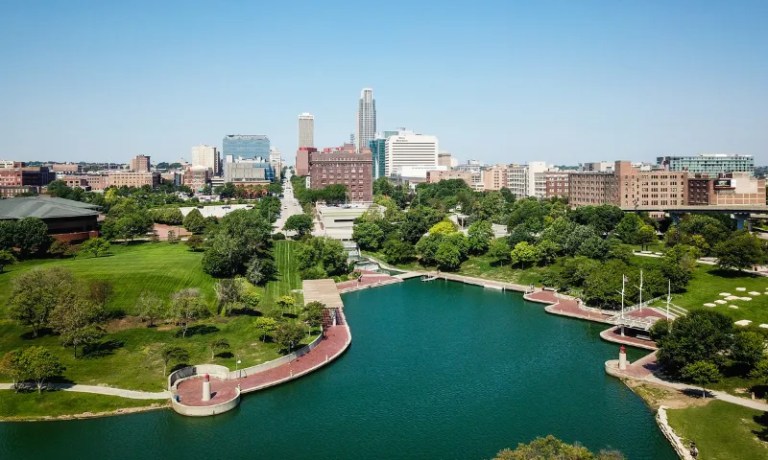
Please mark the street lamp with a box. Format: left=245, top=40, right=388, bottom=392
left=236, top=359, right=242, bottom=378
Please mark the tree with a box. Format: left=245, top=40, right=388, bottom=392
left=382, top=239, right=415, bottom=265
left=0, top=249, right=16, bottom=273
left=467, top=220, right=493, bottom=254
left=80, top=237, right=110, bottom=258
left=273, top=321, right=306, bottom=353
left=50, top=299, right=105, bottom=357
left=284, top=214, right=314, bottom=238
left=681, top=360, right=721, bottom=397
left=14, top=217, right=51, bottom=257
left=9, top=267, right=77, bottom=337
left=241, top=291, right=261, bottom=313
left=245, top=256, right=277, bottom=285
left=160, top=345, right=189, bottom=376
left=48, top=240, right=76, bottom=258
left=615, top=213, right=644, bottom=244
left=731, top=331, right=765, bottom=372
left=435, top=239, right=463, bottom=271
left=21, top=346, right=65, bottom=393
left=352, top=221, right=385, bottom=251
left=185, top=234, right=205, bottom=252
left=277, top=295, right=296, bottom=316
left=0, top=350, right=26, bottom=391
left=714, top=231, right=766, bottom=271
left=303, top=301, right=325, bottom=333
left=428, top=220, right=458, bottom=235
left=637, top=224, right=657, bottom=250
left=214, top=278, right=243, bottom=316
left=495, top=435, right=624, bottom=460
left=510, top=241, right=538, bottom=268
left=254, top=316, right=278, bottom=342
left=138, top=292, right=167, bottom=327
left=487, top=238, right=511, bottom=266
left=535, top=239, right=561, bottom=265
left=296, top=237, right=348, bottom=277
left=657, top=310, right=733, bottom=377
left=182, top=208, right=207, bottom=234
left=660, top=244, right=698, bottom=292
left=171, top=288, right=209, bottom=338
left=209, top=338, right=230, bottom=360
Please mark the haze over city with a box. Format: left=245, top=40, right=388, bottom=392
left=1, top=1, right=767, bottom=165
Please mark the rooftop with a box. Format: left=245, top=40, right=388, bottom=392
left=0, top=196, right=100, bottom=220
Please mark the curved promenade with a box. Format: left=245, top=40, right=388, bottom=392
left=170, top=279, right=352, bottom=416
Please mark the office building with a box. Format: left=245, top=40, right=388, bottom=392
left=506, top=162, right=547, bottom=198
left=687, top=173, right=766, bottom=206
left=482, top=165, right=508, bottom=191
left=426, top=170, right=483, bottom=191
left=223, top=158, right=275, bottom=185
left=368, top=130, right=398, bottom=179
left=298, top=113, right=315, bottom=148
left=191, top=145, right=220, bottom=176
left=130, top=155, right=151, bottom=172
left=309, top=150, right=373, bottom=202
left=357, top=88, right=376, bottom=153
left=223, top=135, right=270, bottom=159
left=295, top=147, right=315, bottom=177
left=438, top=152, right=458, bottom=168
left=182, top=166, right=211, bottom=192
left=657, top=154, right=754, bottom=176
left=384, top=131, right=438, bottom=178
left=108, top=171, right=161, bottom=188
left=50, top=163, right=81, bottom=174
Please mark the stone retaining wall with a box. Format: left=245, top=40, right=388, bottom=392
left=171, top=388, right=241, bottom=417
left=656, top=406, right=695, bottom=460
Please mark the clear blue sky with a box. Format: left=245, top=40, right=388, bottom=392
left=1, top=1, right=766, bottom=166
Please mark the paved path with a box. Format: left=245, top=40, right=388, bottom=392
left=273, top=170, right=303, bottom=234
left=337, top=271, right=403, bottom=293
left=609, top=353, right=768, bottom=412
left=0, top=383, right=170, bottom=400
left=175, top=324, right=350, bottom=406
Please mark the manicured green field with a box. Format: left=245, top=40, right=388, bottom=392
left=457, top=255, right=545, bottom=286
left=0, top=390, right=164, bottom=420
left=663, top=265, right=768, bottom=325
left=0, top=242, right=217, bottom=317
left=667, top=401, right=768, bottom=460
left=0, top=241, right=315, bottom=393
left=263, top=240, right=302, bottom=309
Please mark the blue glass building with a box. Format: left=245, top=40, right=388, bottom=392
left=222, top=135, right=270, bottom=159
left=369, top=130, right=398, bottom=179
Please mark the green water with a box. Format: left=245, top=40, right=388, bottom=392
left=0, top=280, right=675, bottom=459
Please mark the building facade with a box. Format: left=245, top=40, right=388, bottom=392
left=108, top=172, right=160, bottom=188
left=506, top=162, right=547, bottom=198
left=309, top=151, right=373, bottom=202
left=223, top=135, right=270, bottom=159
left=356, top=88, right=376, bottom=153
left=182, top=166, right=211, bottom=192
left=384, top=131, right=438, bottom=178
left=426, top=170, right=483, bottom=191
left=687, top=173, right=766, bottom=206
left=541, top=171, right=571, bottom=199
left=223, top=159, right=275, bottom=185
left=568, top=171, right=618, bottom=206
left=657, top=154, right=754, bottom=176
left=295, top=147, right=315, bottom=177
left=191, top=145, right=220, bottom=176
left=482, top=165, right=508, bottom=191
left=0, top=165, right=53, bottom=189
left=298, top=113, right=314, bottom=148
left=130, top=155, right=151, bottom=172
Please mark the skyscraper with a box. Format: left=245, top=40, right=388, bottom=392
left=356, top=88, right=376, bottom=153
left=298, top=113, right=314, bottom=148
left=222, top=135, right=270, bottom=159
left=191, top=145, right=220, bottom=176
left=384, top=131, right=438, bottom=178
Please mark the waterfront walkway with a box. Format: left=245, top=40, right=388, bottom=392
left=337, top=270, right=403, bottom=293
left=172, top=279, right=352, bottom=414
left=607, top=352, right=768, bottom=412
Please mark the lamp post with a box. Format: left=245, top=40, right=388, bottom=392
left=236, top=359, right=242, bottom=378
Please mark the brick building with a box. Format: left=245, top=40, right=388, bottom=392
left=130, top=155, right=151, bottom=172
left=308, top=150, right=373, bottom=202
left=688, top=173, right=766, bottom=206
left=426, top=170, right=483, bottom=191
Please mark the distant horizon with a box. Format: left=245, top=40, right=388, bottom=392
left=1, top=1, right=766, bottom=165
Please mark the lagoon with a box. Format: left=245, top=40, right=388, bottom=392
left=0, top=280, right=675, bottom=459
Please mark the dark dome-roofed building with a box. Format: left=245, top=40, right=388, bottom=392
left=0, top=196, right=100, bottom=243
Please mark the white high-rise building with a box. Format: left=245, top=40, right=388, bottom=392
left=506, top=161, right=548, bottom=198
left=356, top=88, right=376, bottom=153
left=298, top=113, right=314, bottom=148
left=191, top=145, right=220, bottom=176
left=385, top=131, right=439, bottom=178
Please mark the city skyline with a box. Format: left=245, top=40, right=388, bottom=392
left=1, top=1, right=766, bottom=165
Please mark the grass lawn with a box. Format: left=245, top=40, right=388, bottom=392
left=658, top=265, right=768, bottom=325
left=667, top=400, right=768, bottom=460
left=0, top=390, right=164, bottom=420
left=457, top=255, right=545, bottom=285
left=0, top=242, right=217, bottom=318
left=0, top=240, right=317, bottom=394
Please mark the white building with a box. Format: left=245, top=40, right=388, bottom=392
left=191, top=145, right=220, bottom=176
left=356, top=88, right=376, bottom=153
left=506, top=161, right=548, bottom=198
left=385, top=131, right=439, bottom=178
left=298, top=113, right=314, bottom=148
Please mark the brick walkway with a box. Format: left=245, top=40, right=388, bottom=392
left=526, top=290, right=614, bottom=323
left=175, top=324, right=350, bottom=406
left=336, top=271, right=403, bottom=293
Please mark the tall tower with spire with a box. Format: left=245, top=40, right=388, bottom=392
left=356, top=88, right=376, bottom=153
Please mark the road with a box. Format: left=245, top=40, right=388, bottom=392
left=273, top=170, right=304, bottom=235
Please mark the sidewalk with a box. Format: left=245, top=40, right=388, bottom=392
left=0, top=383, right=170, bottom=400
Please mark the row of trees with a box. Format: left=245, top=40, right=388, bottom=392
left=290, top=176, right=348, bottom=207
